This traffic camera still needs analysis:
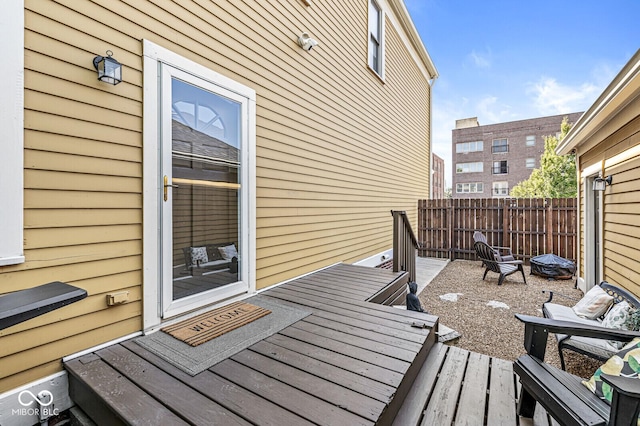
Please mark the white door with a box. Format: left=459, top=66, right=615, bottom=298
left=159, top=65, right=250, bottom=318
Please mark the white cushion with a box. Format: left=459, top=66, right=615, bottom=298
left=563, top=335, right=619, bottom=360
left=190, top=246, right=208, bottom=266
left=573, top=286, right=614, bottom=319
left=544, top=302, right=601, bottom=346
left=218, top=244, right=238, bottom=261
left=544, top=303, right=601, bottom=326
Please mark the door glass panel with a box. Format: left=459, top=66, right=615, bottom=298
left=170, top=78, right=241, bottom=301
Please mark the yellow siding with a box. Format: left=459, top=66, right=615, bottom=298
left=0, top=0, right=432, bottom=391
left=579, top=115, right=640, bottom=296
left=603, top=155, right=640, bottom=296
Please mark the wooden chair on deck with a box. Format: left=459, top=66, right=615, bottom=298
left=514, top=314, right=640, bottom=426
left=474, top=241, right=526, bottom=286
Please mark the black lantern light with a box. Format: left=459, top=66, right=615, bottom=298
left=93, top=50, right=122, bottom=85
left=592, top=175, right=613, bottom=191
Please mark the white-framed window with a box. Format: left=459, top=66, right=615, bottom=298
left=456, top=141, right=483, bottom=153
left=493, top=181, right=509, bottom=197
left=526, top=158, right=535, bottom=168
left=456, top=162, right=483, bottom=173
left=456, top=182, right=484, bottom=193
left=368, top=0, right=384, bottom=77
left=526, top=135, right=535, bottom=146
left=492, top=160, right=508, bottom=174
left=0, top=1, right=25, bottom=266
left=492, top=138, right=508, bottom=153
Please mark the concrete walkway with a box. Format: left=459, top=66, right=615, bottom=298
left=414, top=256, right=449, bottom=295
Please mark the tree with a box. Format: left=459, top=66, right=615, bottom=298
left=510, top=117, right=576, bottom=198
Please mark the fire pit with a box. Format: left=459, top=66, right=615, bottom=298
left=530, top=254, right=576, bottom=280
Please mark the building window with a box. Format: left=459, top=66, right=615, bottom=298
left=526, top=158, right=535, bottom=168
left=492, top=160, right=508, bottom=174
left=456, top=182, right=484, bottom=193
left=493, top=181, right=509, bottom=197
left=368, top=0, right=384, bottom=77
left=526, top=135, right=535, bottom=146
left=0, top=1, right=25, bottom=266
left=456, top=141, right=483, bottom=153
left=456, top=162, right=483, bottom=173
left=492, top=138, right=508, bottom=153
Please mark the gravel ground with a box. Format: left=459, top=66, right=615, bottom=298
left=417, top=259, right=602, bottom=378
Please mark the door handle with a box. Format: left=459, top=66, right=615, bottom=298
left=163, top=176, right=179, bottom=201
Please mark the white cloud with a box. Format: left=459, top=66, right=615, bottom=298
left=527, top=77, right=601, bottom=115
left=431, top=99, right=463, bottom=188
left=468, top=50, right=491, bottom=69
left=475, top=96, right=515, bottom=123
left=430, top=93, right=517, bottom=188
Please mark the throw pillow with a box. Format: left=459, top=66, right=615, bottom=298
left=218, top=244, right=238, bottom=261
left=190, top=246, right=208, bottom=266
left=601, top=301, right=632, bottom=349
left=583, top=337, right=640, bottom=405
left=573, top=286, right=614, bottom=319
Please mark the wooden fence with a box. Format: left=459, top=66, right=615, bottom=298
left=417, top=198, right=577, bottom=263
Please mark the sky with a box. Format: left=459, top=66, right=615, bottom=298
left=403, top=0, right=640, bottom=187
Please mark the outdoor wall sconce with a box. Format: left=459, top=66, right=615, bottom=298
left=593, top=175, right=613, bottom=191
left=93, top=50, right=122, bottom=85
left=297, top=32, right=318, bottom=51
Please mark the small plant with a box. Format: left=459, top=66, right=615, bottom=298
left=625, top=307, right=640, bottom=331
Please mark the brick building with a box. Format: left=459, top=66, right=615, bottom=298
left=432, top=153, right=445, bottom=198
left=451, top=112, right=583, bottom=198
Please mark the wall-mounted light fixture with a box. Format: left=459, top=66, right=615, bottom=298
left=593, top=175, right=613, bottom=191
left=93, top=50, right=122, bottom=85
left=297, top=32, right=318, bottom=51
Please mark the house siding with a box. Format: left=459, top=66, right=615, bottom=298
left=578, top=112, right=640, bottom=295
left=1, top=0, right=433, bottom=392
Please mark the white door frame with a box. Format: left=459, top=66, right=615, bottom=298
left=582, top=166, right=603, bottom=291
left=142, top=40, right=256, bottom=330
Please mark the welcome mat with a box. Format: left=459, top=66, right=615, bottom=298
left=162, top=301, right=271, bottom=347
left=135, top=296, right=311, bottom=376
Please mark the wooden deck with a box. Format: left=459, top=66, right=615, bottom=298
left=64, top=263, right=558, bottom=425
left=394, top=343, right=561, bottom=426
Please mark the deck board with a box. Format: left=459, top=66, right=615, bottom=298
left=94, top=345, right=250, bottom=426
left=248, top=339, right=397, bottom=402
left=455, top=351, right=490, bottom=424
left=210, top=359, right=374, bottom=426
left=264, top=288, right=432, bottom=342
left=66, top=353, right=190, bottom=426
left=301, top=314, right=423, bottom=352
left=265, top=333, right=405, bottom=387
left=277, top=325, right=411, bottom=373
left=487, top=358, right=518, bottom=425
left=421, top=346, right=468, bottom=425
left=291, top=319, right=417, bottom=362
left=120, top=340, right=315, bottom=426
left=230, top=349, right=385, bottom=422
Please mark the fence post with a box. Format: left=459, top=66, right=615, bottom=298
left=448, top=199, right=454, bottom=261
left=502, top=200, right=509, bottom=249
left=546, top=198, right=553, bottom=254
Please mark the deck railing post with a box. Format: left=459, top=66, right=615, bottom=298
left=391, top=210, right=417, bottom=282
